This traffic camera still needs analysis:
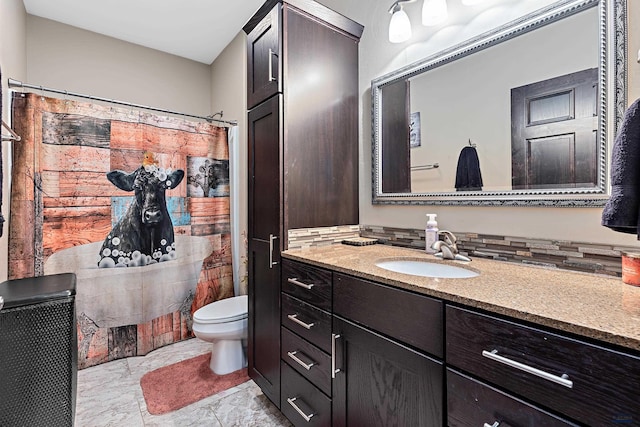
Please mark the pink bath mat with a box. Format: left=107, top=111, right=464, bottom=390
left=140, top=353, right=249, bottom=415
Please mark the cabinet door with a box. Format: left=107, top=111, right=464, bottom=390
left=332, top=316, right=443, bottom=427
left=248, top=95, right=282, bottom=407
left=246, top=4, right=281, bottom=109
left=282, top=5, right=359, bottom=231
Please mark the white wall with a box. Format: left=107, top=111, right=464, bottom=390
left=319, top=0, right=640, bottom=246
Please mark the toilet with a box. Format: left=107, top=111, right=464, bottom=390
left=192, top=295, right=248, bottom=375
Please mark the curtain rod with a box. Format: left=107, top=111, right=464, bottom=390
left=7, top=78, right=238, bottom=126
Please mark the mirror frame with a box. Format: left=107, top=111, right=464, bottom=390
left=371, top=0, right=627, bottom=206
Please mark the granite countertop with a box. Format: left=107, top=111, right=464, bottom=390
left=282, top=244, right=640, bottom=352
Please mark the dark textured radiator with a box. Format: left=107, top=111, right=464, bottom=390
left=0, top=273, right=77, bottom=427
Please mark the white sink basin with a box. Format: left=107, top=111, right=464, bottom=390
left=375, top=260, right=479, bottom=279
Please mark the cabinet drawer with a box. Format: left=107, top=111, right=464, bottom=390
left=334, top=273, right=443, bottom=357
left=281, top=361, right=331, bottom=427
left=446, top=305, right=640, bottom=426
left=282, top=259, right=332, bottom=311
left=282, top=293, right=332, bottom=353
left=281, top=327, right=331, bottom=396
left=447, top=369, right=577, bottom=427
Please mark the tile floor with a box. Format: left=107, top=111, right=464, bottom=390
left=75, top=338, right=292, bottom=426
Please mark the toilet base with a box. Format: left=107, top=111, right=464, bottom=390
left=209, top=339, right=247, bottom=375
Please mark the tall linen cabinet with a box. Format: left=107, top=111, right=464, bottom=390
left=244, top=0, right=362, bottom=408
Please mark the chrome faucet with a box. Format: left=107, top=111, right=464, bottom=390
left=431, top=230, right=471, bottom=262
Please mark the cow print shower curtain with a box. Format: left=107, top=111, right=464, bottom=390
left=9, top=92, right=234, bottom=369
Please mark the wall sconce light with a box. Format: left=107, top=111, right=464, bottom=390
left=422, top=0, right=448, bottom=26
left=388, top=1, right=413, bottom=43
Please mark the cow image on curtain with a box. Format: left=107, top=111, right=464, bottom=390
left=98, top=164, right=185, bottom=268
left=9, top=92, right=234, bottom=369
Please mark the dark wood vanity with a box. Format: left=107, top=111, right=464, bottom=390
left=278, top=255, right=640, bottom=426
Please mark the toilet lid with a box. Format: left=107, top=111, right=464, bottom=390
left=193, top=295, right=248, bottom=323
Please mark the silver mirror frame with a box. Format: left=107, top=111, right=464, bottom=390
left=371, top=0, right=626, bottom=206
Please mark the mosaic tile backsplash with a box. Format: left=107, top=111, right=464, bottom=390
left=288, top=225, right=360, bottom=249
left=359, top=225, right=636, bottom=277
left=286, top=224, right=637, bottom=277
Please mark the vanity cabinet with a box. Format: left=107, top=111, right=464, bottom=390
left=244, top=0, right=362, bottom=409
left=332, top=273, right=444, bottom=426
left=280, top=259, right=334, bottom=426
left=279, top=256, right=640, bottom=427
left=446, top=305, right=640, bottom=426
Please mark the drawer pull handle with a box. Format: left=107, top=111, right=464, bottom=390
left=288, top=278, right=314, bottom=290
left=484, top=422, right=500, bottom=427
left=287, top=314, right=315, bottom=329
left=332, top=333, right=341, bottom=378
left=287, top=351, right=315, bottom=370
left=269, top=234, right=278, bottom=269
left=287, top=397, right=314, bottom=422
left=268, top=48, right=278, bottom=82
left=482, top=349, right=573, bottom=389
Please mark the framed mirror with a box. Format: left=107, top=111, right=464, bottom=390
left=372, top=0, right=627, bottom=206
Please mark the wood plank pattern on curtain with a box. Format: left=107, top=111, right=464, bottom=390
left=10, top=93, right=233, bottom=369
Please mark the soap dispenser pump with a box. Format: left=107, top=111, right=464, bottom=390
left=425, top=214, right=438, bottom=254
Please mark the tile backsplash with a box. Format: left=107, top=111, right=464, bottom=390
left=359, top=225, right=636, bottom=277
left=288, top=225, right=360, bottom=249
left=286, top=224, right=637, bottom=277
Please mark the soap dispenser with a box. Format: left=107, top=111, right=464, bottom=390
left=425, top=214, right=438, bottom=254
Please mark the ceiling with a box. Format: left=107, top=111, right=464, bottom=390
left=23, top=0, right=265, bottom=65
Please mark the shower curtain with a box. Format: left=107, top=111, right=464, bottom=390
left=9, top=92, right=234, bottom=369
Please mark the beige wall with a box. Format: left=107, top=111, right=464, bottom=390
left=319, top=0, right=640, bottom=246
left=26, top=15, right=212, bottom=115
left=0, top=0, right=28, bottom=282
left=210, top=33, right=248, bottom=291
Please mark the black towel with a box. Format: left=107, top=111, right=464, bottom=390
left=602, top=98, right=640, bottom=238
left=455, top=146, right=483, bottom=191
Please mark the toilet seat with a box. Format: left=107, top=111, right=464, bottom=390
left=193, top=295, right=248, bottom=324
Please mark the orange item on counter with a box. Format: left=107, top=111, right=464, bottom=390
left=621, top=252, right=640, bottom=286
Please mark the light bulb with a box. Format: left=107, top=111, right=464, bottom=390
left=389, top=4, right=412, bottom=43
left=422, top=0, right=448, bottom=26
